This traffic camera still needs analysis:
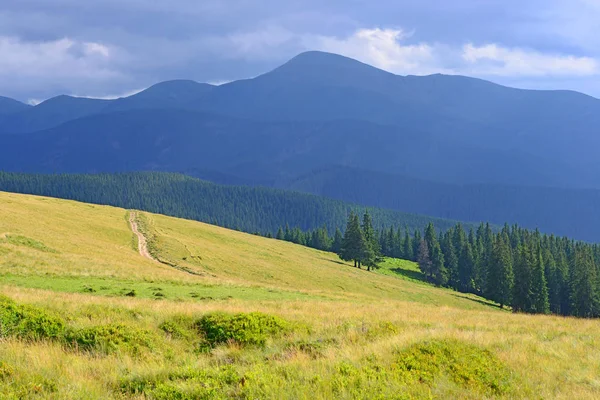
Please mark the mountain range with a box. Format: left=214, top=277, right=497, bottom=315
left=1, top=51, right=600, bottom=240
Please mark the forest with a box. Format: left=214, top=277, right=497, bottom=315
left=0, top=171, right=475, bottom=234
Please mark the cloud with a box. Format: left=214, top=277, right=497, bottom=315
left=462, top=43, right=599, bottom=76
left=293, top=27, right=599, bottom=79
left=0, top=35, right=130, bottom=100
left=307, top=28, right=442, bottom=74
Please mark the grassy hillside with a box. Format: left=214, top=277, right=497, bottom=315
left=1, top=191, right=600, bottom=399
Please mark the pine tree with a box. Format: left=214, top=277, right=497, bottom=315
left=331, top=228, right=343, bottom=254
left=361, top=211, right=379, bottom=271
left=442, top=231, right=459, bottom=289
left=340, top=212, right=367, bottom=268
left=413, top=230, right=422, bottom=262
left=531, top=248, right=550, bottom=314
left=430, top=240, right=447, bottom=286
left=417, top=240, right=432, bottom=278
left=570, top=247, right=599, bottom=318
left=403, top=229, right=414, bottom=261
left=458, top=242, right=475, bottom=293
left=276, top=227, right=284, bottom=240
left=486, top=235, right=514, bottom=308
left=512, top=244, right=533, bottom=313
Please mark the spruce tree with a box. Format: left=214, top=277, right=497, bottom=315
left=486, top=235, right=514, bottom=308
left=458, top=242, right=475, bottom=293
left=512, top=244, right=533, bottom=313
left=331, top=228, right=343, bottom=254
left=340, top=212, right=367, bottom=268
left=531, top=248, right=550, bottom=314
left=361, top=211, right=379, bottom=271
left=571, top=247, right=599, bottom=318
left=417, top=240, right=432, bottom=278
left=276, top=227, right=284, bottom=240
left=403, top=229, right=414, bottom=261
left=430, top=241, right=447, bottom=286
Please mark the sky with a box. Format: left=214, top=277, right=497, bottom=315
left=1, top=0, right=599, bottom=103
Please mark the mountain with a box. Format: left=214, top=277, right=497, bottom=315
left=103, top=80, right=214, bottom=113
left=0, top=95, right=112, bottom=134
left=0, top=96, right=30, bottom=115
left=1, top=51, right=600, bottom=239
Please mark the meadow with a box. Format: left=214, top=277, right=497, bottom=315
left=1, top=191, right=600, bottom=399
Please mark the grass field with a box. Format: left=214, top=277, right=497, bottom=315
left=1, top=191, right=600, bottom=399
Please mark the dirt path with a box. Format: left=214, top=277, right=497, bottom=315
left=129, top=211, right=155, bottom=261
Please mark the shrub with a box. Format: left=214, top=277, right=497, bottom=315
left=65, top=323, right=155, bottom=355
left=195, top=312, right=291, bottom=348
left=0, top=296, right=66, bottom=341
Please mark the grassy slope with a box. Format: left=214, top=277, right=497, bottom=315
left=0, top=191, right=599, bottom=399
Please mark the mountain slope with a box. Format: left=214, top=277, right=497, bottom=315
left=0, top=96, right=30, bottom=115
left=0, top=95, right=112, bottom=134
left=284, top=165, right=600, bottom=241
left=103, top=80, right=214, bottom=113
left=1, top=51, right=599, bottom=187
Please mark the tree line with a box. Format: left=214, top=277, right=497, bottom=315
left=0, top=172, right=472, bottom=236
left=271, top=214, right=600, bottom=318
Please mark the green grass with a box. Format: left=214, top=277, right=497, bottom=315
left=0, top=274, right=328, bottom=302
left=1, top=191, right=600, bottom=399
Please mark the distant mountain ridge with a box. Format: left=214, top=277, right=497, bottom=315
left=0, top=96, right=31, bottom=116
left=1, top=51, right=600, bottom=240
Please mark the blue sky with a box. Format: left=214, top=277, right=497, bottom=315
left=1, top=0, right=599, bottom=103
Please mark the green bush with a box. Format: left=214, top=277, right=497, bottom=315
left=0, top=296, right=66, bottom=341
left=65, top=323, right=155, bottom=355
left=195, top=312, right=291, bottom=347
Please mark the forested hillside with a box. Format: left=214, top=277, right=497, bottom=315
left=0, top=172, right=472, bottom=235
left=284, top=166, right=600, bottom=241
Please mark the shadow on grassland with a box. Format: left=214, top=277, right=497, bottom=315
left=389, top=267, right=428, bottom=283
left=450, top=293, right=501, bottom=309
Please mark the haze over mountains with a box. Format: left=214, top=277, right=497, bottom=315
left=1, top=51, right=600, bottom=240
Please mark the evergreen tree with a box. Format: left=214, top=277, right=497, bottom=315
left=571, top=247, right=599, bottom=318
left=276, top=227, right=284, bottom=240
left=512, top=244, right=533, bottom=313
left=458, top=242, right=475, bottom=293
left=417, top=240, right=432, bottom=278
left=430, top=240, right=447, bottom=286
left=413, top=230, right=422, bottom=262
left=331, top=228, right=343, bottom=254
left=340, top=212, right=367, bottom=268
left=403, top=229, right=414, bottom=261
left=531, top=248, right=550, bottom=314
left=442, top=231, right=459, bottom=288
left=361, top=211, right=379, bottom=271
left=486, top=235, right=513, bottom=308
